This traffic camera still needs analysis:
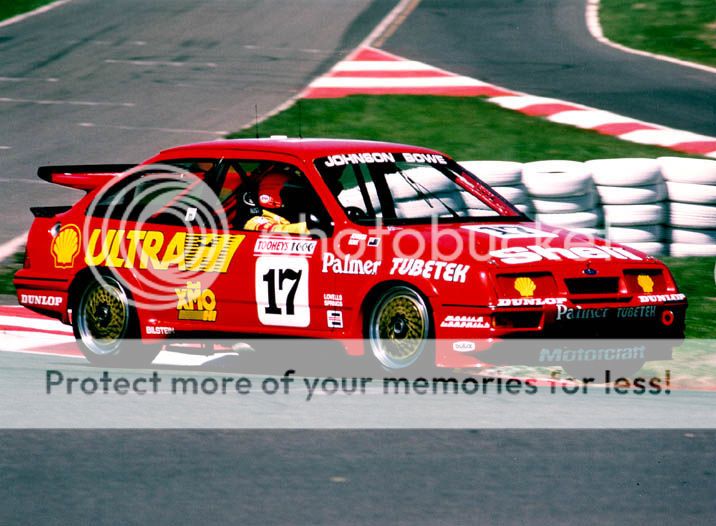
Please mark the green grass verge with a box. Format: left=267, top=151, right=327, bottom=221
left=663, top=257, right=716, bottom=339
left=0, top=0, right=55, bottom=22
left=229, top=95, right=698, bottom=161
left=0, top=251, right=23, bottom=296
left=600, top=0, right=716, bottom=68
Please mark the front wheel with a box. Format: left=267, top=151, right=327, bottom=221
left=73, top=276, right=159, bottom=367
left=366, top=286, right=431, bottom=370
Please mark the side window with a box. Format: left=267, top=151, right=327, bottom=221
left=330, top=164, right=382, bottom=220
left=90, top=159, right=223, bottom=225
left=233, top=161, right=331, bottom=234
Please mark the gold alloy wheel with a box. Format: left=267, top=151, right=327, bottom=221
left=368, top=286, right=429, bottom=369
left=76, top=277, right=130, bottom=357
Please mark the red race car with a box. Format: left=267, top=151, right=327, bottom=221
left=14, top=138, right=686, bottom=369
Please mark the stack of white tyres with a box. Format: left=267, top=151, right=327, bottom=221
left=586, top=158, right=666, bottom=255
left=458, top=161, right=533, bottom=215
left=659, top=157, right=716, bottom=256
left=521, top=160, right=602, bottom=236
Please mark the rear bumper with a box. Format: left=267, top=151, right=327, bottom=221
left=14, top=271, right=72, bottom=323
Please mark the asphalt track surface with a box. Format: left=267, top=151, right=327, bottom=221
left=1, top=429, right=714, bottom=525
left=1, top=1, right=715, bottom=524
left=0, top=0, right=395, bottom=240
left=382, top=0, right=716, bottom=137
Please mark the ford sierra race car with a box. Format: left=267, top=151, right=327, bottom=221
left=14, top=138, right=687, bottom=370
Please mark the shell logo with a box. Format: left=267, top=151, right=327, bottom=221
left=514, top=276, right=536, bottom=297
left=637, top=274, right=654, bottom=293
left=51, top=224, right=81, bottom=269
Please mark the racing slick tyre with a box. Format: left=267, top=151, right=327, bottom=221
left=532, top=192, right=597, bottom=213
left=492, top=184, right=529, bottom=204
left=535, top=210, right=601, bottom=228
left=658, top=157, right=716, bottom=185
left=665, top=181, right=716, bottom=205
left=668, top=203, right=716, bottom=229
left=669, top=243, right=716, bottom=257
left=595, top=183, right=666, bottom=205
left=605, top=225, right=663, bottom=243
left=366, top=286, right=431, bottom=371
left=603, top=204, right=664, bottom=226
left=585, top=158, right=662, bottom=187
left=666, top=227, right=716, bottom=245
left=621, top=242, right=666, bottom=256
left=522, top=160, right=592, bottom=197
left=73, top=276, right=160, bottom=367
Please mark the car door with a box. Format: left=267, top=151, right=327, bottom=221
left=209, top=157, right=337, bottom=337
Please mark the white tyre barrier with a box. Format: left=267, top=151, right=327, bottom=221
left=531, top=192, right=597, bottom=213
left=670, top=243, right=716, bottom=257
left=621, top=242, right=667, bottom=256
left=658, top=157, right=716, bottom=185
left=666, top=227, right=716, bottom=245
left=493, top=184, right=529, bottom=204
left=586, top=158, right=662, bottom=186
left=603, top=204, right=664, bottom=226
left=459, top=161, right=523, bottom=186
left=596, top=183, right=666, bottom=205
left=564, top=227, right=605, bottom=240
left=515, top=203, right=534, bottom=215
left=522, top=160, right=592, bottom=197
left=535, top=211, right=601, bottom=228
left=665, top=181, right=716, bottom=205
left=669, top=202, right=716, bottom=229
left=606, top=225, right=663, bottom=243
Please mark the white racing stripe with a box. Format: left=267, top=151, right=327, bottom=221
left=619, top=129, right=716, bottom=146
left=332, top=60, right=437, bottom=72
left=0, top=97, right=134, bottom=107
left=105, top=59, right=218, bottom=68
left=0, top=232, right=27, bottom=262
left=490, top=95, right=582, bottom=110
left=0, top=76, right=59, bottom=83
left=547, top=109, right=649, bottom=128
left=77, top=122, right=228, bottom=135
left=585, top=0, right=716, bottom=76
left=0, top=332, right=75, bottom=353
left=0, top=0, right=73, bottom=29
left=0, top=314, right=73, bottom=334
left=309, top=76, right=489, bottom=88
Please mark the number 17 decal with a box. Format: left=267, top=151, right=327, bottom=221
left=256, top=256, right=310, bottom=327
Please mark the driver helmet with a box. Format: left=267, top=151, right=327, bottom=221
left=257, top=172, right=290, bottom=209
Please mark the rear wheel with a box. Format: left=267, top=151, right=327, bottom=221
left=73, top=276, right=159, bottom=367
left=366, top=286, right=431, bottom=370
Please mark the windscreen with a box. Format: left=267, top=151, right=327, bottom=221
left=314, top=152, right=522, bottom=224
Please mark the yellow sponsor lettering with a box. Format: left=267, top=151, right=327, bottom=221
left=139, top=231, right=164, bottom=269
left=176, top=281, right=217, bottom=322
left=85, top=229, right=243, bottom=273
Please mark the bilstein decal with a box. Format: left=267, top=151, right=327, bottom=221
left=85, top=229, right=243, bottom=273
left=51, top=224, right=81, bottom=269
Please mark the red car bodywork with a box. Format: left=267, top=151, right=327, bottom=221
left=14, top=138, right=687, bottom=368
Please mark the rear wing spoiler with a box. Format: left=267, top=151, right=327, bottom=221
left=37, top=164, right=136, bottom=192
